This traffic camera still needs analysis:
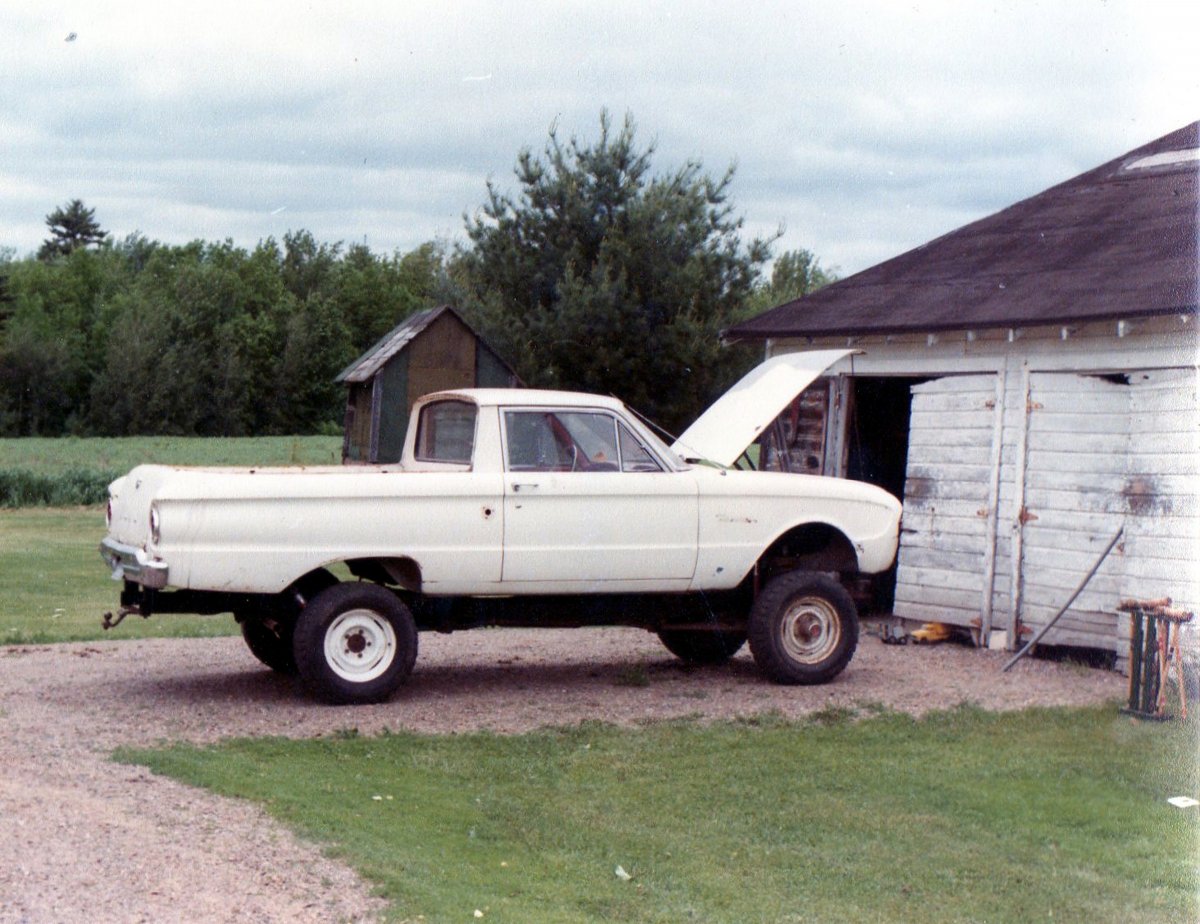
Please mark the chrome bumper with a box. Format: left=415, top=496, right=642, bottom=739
left=100, top=536, right=169, bottom=589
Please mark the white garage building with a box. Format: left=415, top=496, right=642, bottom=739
left=727, top=123, right=1199, bottom=658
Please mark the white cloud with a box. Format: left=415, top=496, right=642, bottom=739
left=1, top=0, right=1196, bottom=270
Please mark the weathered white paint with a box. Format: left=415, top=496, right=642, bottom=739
left=894, top=374, right=999, bottom=631
left=102, top=384, right=904, bottom=598
left=770, top=315, right=1199, bottom=656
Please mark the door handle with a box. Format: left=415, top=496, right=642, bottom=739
left=511, top=482, right=539, bottom=492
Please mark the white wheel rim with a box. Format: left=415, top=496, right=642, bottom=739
left=324, top=608, right=397, bottom=683
left=779, top=595, right=841, bottom=664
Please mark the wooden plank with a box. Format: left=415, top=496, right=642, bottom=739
left=1021, top=574, right=1123, bottom=604
left=1021, top=469, right=1129, bottom=493
left=905, top=392, right=996, bottom=412
left=907, top=462, right=993, bottom=481
left=1009, top=365, right=1033, bottom=645
left=1024, top=487, right=1131, bottom=516
left=893, top=600, right=980, bottom=626
left=907, top=428, right=996, bottom=449
left=903, top=477, right=993, bottom=502
left=909, top=409, right=995, bottom=428
left=1011, top=542, right=1125, bottom=576
left=895, top=564, right=990, bottom=594
left=912, top=376, right=997, bottom=395
left=1021, top=450, right=1129, bottom=475
left=1028, top=412, right=1134, bottom=436
left=902, top=497, right=995, bottom=519
left=894, top=583, right=984, bottom=611
left=907, top=444, right=995, bottom=467
left=1128, top=409, right=1200, bottom=433
left=1021, top=605, right=1121, bottom=639
left=899, top=542, right=990, bottom=566
left=1125, top=454, right=1200, bottom=477
left=899, top=512, right=995, bottom=538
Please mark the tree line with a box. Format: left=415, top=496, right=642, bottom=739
left=0, top=112, right=834, bottom=439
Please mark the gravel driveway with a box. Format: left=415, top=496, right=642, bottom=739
left=0, top=626, right=1125, bottom=923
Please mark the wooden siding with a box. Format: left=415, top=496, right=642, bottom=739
left=770, top=316, right=1198, bottom=655
left=1121, top=369, right=1200, bottom=655
left=1015, top=373, right=1129, bottom=648
left=894, top=375, right=999, bottom=628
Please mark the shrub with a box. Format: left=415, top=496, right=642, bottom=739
left=0, top=467, right=117, bottom=507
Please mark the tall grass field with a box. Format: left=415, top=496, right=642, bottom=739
left=0, top=436, right=338, bottom=640
left=0, top=435, right=341, bottom=506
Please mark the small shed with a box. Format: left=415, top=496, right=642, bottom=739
left=337, top=305, right=520, bottom=463
left=726, top=122, right=1199, bottom=660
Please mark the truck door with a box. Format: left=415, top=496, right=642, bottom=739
left=500, top=409, right=698, bottom=585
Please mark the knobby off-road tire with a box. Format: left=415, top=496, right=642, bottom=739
left=748, top=571, right=858, bottom=685
left=293, top=582, right=418, bottom=705
left=657, top=629, right=748, bottom=664
left=236, top=569, right=337, bottom=675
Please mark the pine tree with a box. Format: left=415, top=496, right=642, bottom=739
left=38, top=199, right=107, bottom=261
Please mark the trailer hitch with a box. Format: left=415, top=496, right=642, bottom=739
left=102, top=603, right=149, bottom=630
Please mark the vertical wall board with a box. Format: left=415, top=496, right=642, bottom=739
left=374, top=351, right=410, bottom=464
left=1016, top=373, right=1131, bottom=649
left=893, top=374, right=1000, bottom=630
left=476, top=342, right=520, bottom=388
left=1121, top=369, right=1200, bottom=656
left=343, top=382, right=376, bottom=462
left=407, top=312, right=477, bottom=397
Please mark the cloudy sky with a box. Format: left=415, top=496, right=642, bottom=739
left=2, top=1, right=1196, bottom=275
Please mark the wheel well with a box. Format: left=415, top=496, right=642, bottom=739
left=760, top=523, right=858, bottom=577
left=345, top=557, right=423, bottom=592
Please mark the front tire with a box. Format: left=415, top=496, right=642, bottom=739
left=293, top=583, right=418, bottom=705
left=748, top=572, right=858, bottom=684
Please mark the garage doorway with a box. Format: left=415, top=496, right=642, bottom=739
left=844, top=377, right=928, bottom=613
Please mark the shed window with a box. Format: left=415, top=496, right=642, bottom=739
left=415, top=400, right=476, bottom=463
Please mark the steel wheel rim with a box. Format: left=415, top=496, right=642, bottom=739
left=779, top=595, right=840, bottom=664
left=324, top=608, right=397, bottom=682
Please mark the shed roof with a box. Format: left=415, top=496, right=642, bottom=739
left=335, top=304, right=516, bottom=384
left=727, top=122, right=1199, bottom=340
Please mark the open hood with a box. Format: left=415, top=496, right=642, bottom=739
left=671, top=349, right=856, bottom=466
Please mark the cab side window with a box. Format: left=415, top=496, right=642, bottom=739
left=504, top=410, right=662, bottom=473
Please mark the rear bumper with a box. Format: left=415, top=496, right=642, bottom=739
left=100, top=536, right=169, bottom=589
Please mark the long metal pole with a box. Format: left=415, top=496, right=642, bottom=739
left=1002, top=527, right=1125, bottom=672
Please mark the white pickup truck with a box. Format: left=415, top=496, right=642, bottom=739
left=101, top=350, right=901, bottom=704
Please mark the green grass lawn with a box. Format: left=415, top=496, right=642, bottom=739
left=0, top=436, right=341, bottom=639
left=118, top=706, right=1198, bottom=924
left=0, top=506, right=234, bottom=643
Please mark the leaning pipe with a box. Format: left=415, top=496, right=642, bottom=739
left=1002, top=527, right=1124, bottom=673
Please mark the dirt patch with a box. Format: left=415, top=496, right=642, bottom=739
left=0, top=627, right=1125, bottom=922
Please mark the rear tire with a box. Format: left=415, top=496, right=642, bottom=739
left=657, top=629, right=747, bottom=664
left=748, top=572, right=858, bottom=684
left=236, top=569, right=337, bottom=674
left=293, top=583, right=418, bottom=705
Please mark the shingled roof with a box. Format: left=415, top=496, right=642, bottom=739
left=336, top=304, right=516, bottom=384
left=727, top=122, right=1199, bottom=340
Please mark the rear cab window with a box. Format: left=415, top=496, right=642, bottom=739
left=415, top=400, right=477, bottom=465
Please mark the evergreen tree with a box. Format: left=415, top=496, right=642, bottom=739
left=455, top=110, right=775, bottom=432
left=38, top=199, right=107, bottom=261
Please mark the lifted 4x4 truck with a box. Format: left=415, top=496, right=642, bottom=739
left=100, top=350, right=902, bottom=704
